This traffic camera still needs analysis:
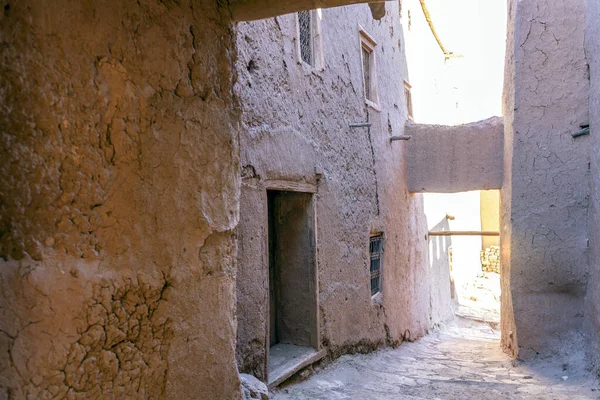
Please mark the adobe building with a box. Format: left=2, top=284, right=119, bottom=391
left=0, top=1, right=391, bottom=398
left=501, top=0, right=590, bottom=358
left=233, top=2, right=455, bottom=385
left=501, top=0, right=600, bottom=374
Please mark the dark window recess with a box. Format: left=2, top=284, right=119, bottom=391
left=362, top=46, right=371, bottom=101
left=299, top=10, right=313, bottom=65
left=370, top=234, right=383, bottom=295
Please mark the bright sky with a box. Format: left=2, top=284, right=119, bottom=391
left=404, top=0, right=507, bottom=124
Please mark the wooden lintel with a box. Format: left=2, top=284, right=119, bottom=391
left=263, top=180, right=317, bottom=193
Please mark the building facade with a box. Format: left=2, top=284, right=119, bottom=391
left=234, top=2, right=454, bottom=384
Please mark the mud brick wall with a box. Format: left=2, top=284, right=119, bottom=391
left=0, top=1, right=242, bottom=398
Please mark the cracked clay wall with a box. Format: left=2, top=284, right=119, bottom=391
left=406, top=117, right=504, bottom=193
left=0, top=1, right=242, bottom=398
left=584, top=0, right=600, bottom=376
left=503, top=0, right=590, bottom=357
left=234, top=3, right=452, bottom=379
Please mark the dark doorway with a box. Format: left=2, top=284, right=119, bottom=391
left=267, top=190, right=320, bottom=385
left=267, top=190, right=318, bottom=348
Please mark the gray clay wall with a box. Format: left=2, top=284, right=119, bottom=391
left=406, top=117, right=504, bottom=193
left=0, top=1, right=242, bottom=398
left=234, top=3, right=454, bottom=379
left=502, top=0, right=590, bottom=358
left=584, top=0, right=600, bottom=376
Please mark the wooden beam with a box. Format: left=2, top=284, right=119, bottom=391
left=230, top=0, right=390, bottom=22
left=263, top=179, right=317, bottom=193
left=428, top=231, right=500, bottom=236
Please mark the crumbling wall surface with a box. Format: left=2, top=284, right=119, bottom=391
left=0, top=1, right=241, bottom=398
left=235, top=3, right=445, bottom=378
left=406, top=117, right=504, bottom=193
left=584, top=0, right=600, bottom=375
left=503, top=0, right=590, bottom=357
left=500, top=0, right=518, bottom=356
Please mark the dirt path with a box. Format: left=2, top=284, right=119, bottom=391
left=272, top=318, right=599, bottom=399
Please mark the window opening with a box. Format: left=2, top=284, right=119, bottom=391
left=404, top=80, right=413, bottom=120
left=359, top=27, right=379, bottom=109
left=298, top=10, right=313, bottom=65
left=362, top=46, right=372, bottom=101
left=370, top=234, right=384, bottom=295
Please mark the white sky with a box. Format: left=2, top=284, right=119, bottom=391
left=404, top=0, right=507, bottom=124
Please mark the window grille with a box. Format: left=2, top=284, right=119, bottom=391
left=370, top=234, right=383, bottom=295
left=362, top=46, right=371, bottom=101
left=299, top=10, right=313, bottom=66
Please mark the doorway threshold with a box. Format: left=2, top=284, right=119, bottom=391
left=268, top=344, right=326, bottom=387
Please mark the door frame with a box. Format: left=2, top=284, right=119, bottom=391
left=262, top=179, right=320, bottom=382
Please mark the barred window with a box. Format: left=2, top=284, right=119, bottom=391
left=298, top=10, right=313, bottom=66
left=370, top=234, right=384, bottom=295
left=297, top=10, right=323, bottom=69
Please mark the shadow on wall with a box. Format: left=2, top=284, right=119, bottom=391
left=427, top=216, right=455, bottom=324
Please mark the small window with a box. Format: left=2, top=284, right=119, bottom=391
left=298, top=10, right=313, bottom=64
left=370, top=234, right=384, bottom=295
left=359, top=27, right=379, bottom=109
left=404, top=80, right=413, bottom=120
left=297, top=9, right=323, bottom=69
left=362, top=47, right=372, bottom=100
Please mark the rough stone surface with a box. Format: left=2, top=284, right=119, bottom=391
left=406, top=117, right=504, bottom=193
left=235, top=3, right=453, bottom=380
left=481, top=246, right=500, bottom=274
left=0, top=1, right=241, bottom=398
left=271, top=318, right=599, bottom=399
left=502, top=0, right=590, bottom=358
left=241, top=373, right=270, bottom=400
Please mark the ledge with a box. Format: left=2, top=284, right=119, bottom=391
left=268, top=344, right=327, bottom=387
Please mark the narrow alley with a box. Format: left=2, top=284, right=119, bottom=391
left=5, top=0, right=600, bottom=398
left=272, top=317, right=599, bottom=400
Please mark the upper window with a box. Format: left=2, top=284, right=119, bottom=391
left=404, top=80, right=413, bottom=120
left=359, top=28, right=379, bottom=110
left=297, top=9, right=323, bottom=70
left=370, top=234, right=384, bottom=296
left=362, top=46, right=372, bottom=99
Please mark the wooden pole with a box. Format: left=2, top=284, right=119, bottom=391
left=428, top=231, right=500, bottom=236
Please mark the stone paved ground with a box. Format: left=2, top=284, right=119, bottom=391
left=272, top=318, right=600, bottom=399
